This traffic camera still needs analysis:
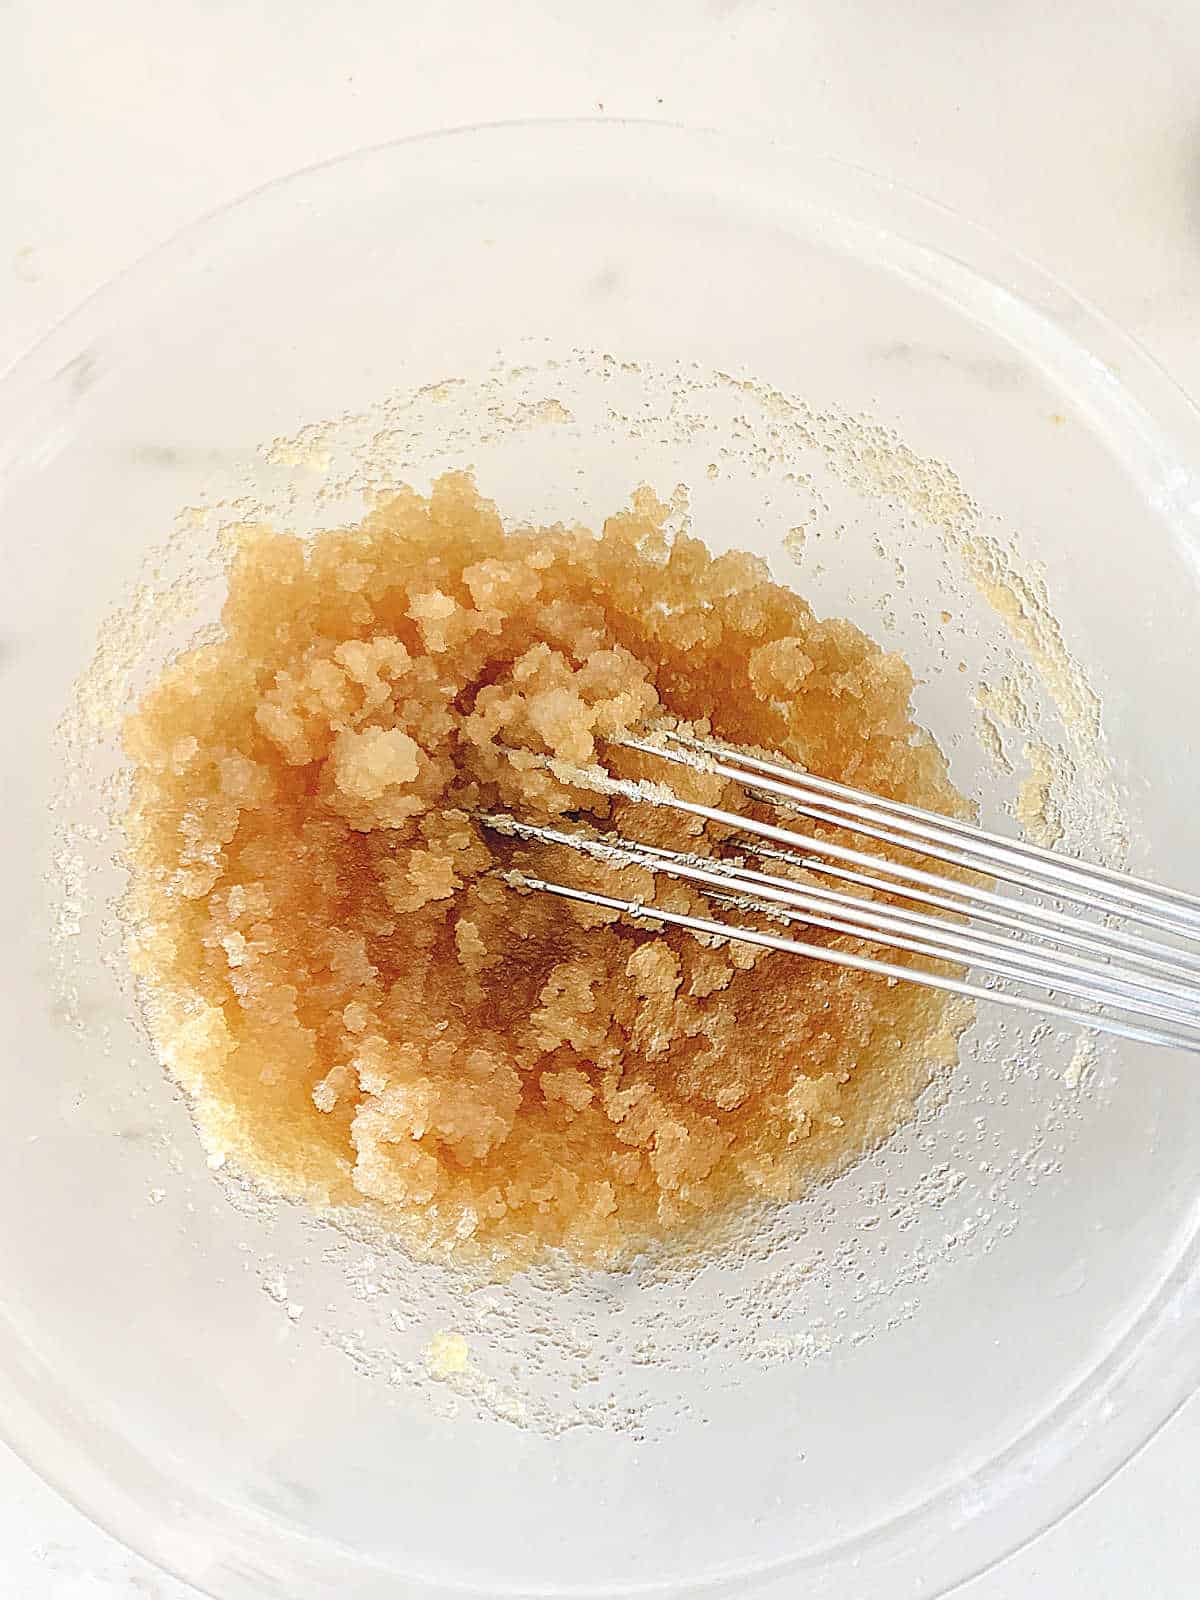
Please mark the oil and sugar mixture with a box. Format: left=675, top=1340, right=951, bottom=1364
left=124, top=473, right=968, bottom=1271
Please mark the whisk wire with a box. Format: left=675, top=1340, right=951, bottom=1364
left=621, top=732, right=1200, bottom=939
left=523, top=876, right=1200, bottom=1054
left=487, top=734, right=1200, bottom=1054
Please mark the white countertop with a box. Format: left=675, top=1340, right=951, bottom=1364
left=3, top=2, right=1199, bottom=1594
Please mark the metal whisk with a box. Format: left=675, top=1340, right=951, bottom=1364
left=483, top=730, right=1200, bottom=1054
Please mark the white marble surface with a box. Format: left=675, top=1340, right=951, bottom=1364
left=3, top=1, right=1200, bottom=1594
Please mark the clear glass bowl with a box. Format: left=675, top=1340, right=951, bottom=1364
left=2, top=120, right=1200, bottom=1600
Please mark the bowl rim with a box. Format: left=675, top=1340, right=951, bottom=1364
left=3, top=114, right=1200, bottom=1600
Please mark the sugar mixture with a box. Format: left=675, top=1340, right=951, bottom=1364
left=124, top=474, right=967, bottom=1270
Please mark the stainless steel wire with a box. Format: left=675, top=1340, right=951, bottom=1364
left=483, top=731, right=1200, bottom=1054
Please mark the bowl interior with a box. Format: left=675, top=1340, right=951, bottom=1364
left=2, top=122, right=1200, bottom=1600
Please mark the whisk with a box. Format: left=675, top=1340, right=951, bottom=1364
left=483, top=730, right=1200, bottom=1054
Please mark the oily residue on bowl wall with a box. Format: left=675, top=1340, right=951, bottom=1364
left=49, top=346, right=1119, bottom=1439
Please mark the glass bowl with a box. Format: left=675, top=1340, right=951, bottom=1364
left=2, top=120, right=1199, bottom=1600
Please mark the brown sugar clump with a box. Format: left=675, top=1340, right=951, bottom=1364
left=123, top=474, right=967, bottom=1270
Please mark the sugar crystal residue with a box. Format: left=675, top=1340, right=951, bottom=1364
left=1017, top=741, right=1066, bottom=849
left=427, top=1331, right=470, bottom=1378
left=1063, top=1032, right=1097, bottom=1091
